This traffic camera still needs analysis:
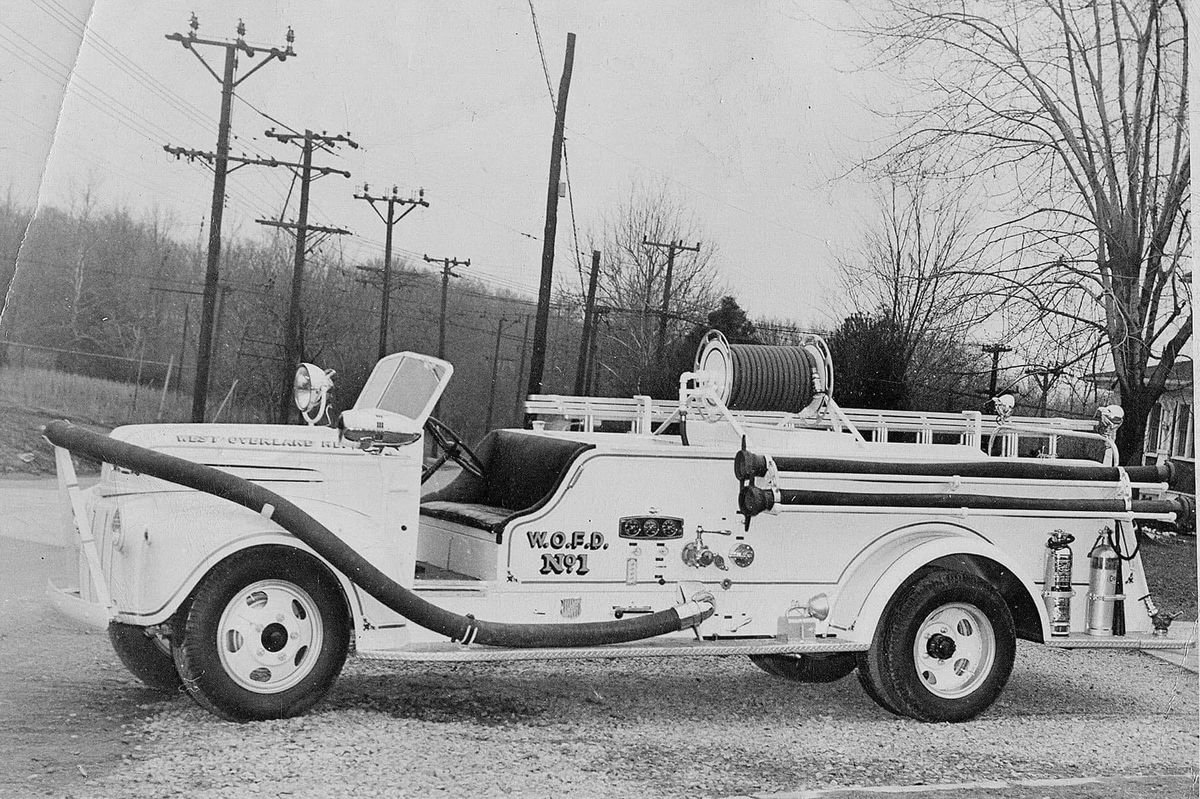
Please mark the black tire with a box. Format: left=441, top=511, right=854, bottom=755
left=749, top=652, right=857, bottom=683
left=857, top=569, right=1015, bottom=723
left=108, top=622, right=182, bottom=693
left=172, top=547, right=350, bottom=722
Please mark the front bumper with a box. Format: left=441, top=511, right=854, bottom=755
left=48, top=443, right=114, bottom=630
left=46, top=579, right=110, bottom=630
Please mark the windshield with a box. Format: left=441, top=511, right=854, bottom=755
left=354, top=353, right=452, bottom=422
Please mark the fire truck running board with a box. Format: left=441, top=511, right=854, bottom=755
left=357, top=637, right=870, bottom=662
left=1042, top=632, right=1193, bottom=650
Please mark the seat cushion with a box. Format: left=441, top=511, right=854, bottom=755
left=420, top=430, right=593, bottom=539
left=479, top=432, right=593, bottom=511
left=420, top=501, right=512, bottom=531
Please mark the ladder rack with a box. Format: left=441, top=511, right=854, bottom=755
left=524, top=394, right=1099, bottom=458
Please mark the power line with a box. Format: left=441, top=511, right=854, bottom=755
left=32, top=0, right=220, bottom=132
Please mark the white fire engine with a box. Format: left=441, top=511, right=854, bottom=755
left=45, top=333, right=1190, bottom=723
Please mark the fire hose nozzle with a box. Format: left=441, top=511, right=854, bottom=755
left=738, top=484, right=776, bottom=517
left=734, top=448, right=769, bottom=481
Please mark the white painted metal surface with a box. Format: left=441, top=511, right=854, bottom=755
left=50, top=350, right=1191, bottom=671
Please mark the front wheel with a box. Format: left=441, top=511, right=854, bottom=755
left=856, top=569, right=1015, bottom=722
left=172, top=548, right=350, bottom=721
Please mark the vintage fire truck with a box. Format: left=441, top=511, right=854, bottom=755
left=45, top=333, right=1191, bottom=723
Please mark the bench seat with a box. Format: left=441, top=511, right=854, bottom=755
left=419, top=501, right=512, bottom=531
left=419, top=430, right=593, bottom=540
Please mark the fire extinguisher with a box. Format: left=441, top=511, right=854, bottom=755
left=1086, top=532, right=1122, bottom=637
left=1042, top=531, right=1075, bottom=636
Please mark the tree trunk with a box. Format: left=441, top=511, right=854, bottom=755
left=1115, top=385, right=1159, bottom=467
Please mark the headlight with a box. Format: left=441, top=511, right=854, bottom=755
left=293, top=363, right=335, bottom=423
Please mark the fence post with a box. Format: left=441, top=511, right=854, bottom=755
left=157, top=355, right=174, bottom=422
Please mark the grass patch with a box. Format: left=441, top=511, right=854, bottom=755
left=0, top=366, right=265, bottom=474
left=1139, top=533, right=1198, bottom=622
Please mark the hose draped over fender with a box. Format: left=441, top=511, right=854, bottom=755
left=43, top=420, right=714, bottom=648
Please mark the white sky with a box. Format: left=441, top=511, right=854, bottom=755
left=2, top=0, right=901, bottom=325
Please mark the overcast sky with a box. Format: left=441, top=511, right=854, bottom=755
left=2, top=0, right=902, bottom=326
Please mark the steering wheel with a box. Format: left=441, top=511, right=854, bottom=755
left=422, top=416, right=486, bottom=484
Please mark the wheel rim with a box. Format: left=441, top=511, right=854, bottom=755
left=912, top=601, right=995, bottom=699
left=216, top=579, right=324, bottom=694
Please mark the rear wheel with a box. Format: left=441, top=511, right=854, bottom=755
left=857, top=569, right=1015, bottom=722
left=108, top=622, right=182, bottom=693
left=172, top=548, right=350, bottom=722
left=749, top=652, right=857, bottom=683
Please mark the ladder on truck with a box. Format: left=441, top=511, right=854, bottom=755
left=524, top=394, right=1099, bottom=459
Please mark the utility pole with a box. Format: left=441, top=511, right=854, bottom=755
left=574, top=249, right=601, bottom=395
left=164, top=14, right=294, bottom=423
left=150, top=282, right=233, bottom=398
left=981, top=343, right=1013, bottom=402
left=513, top=314, right=532, bottom=421
left=177, top=303, right=189, bottom=394
left=422, top=255, right=471, bottom=360
left=642, top=238, right=701, bottom=357
left=255, top=128, right=357, bottom=422
left=585, top=306, right=611, bottom=395
left=485, top=317, right=517, bottom=432
left=526, top=32, right=576, bottom=407
left=1027, top=365, right=1065, bottom=417
left=354, top=184, right=428, bottom=360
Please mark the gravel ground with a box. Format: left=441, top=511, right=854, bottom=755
left=69, top=644, right=1197, bottom=799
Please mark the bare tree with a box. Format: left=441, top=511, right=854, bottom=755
left=577, top=183, right=721, bottom=396
left=837, top=172, right=991, bottom=392
left=860, top=0, right=1190, bottom=463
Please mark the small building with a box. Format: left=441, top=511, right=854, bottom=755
left=1086, top=359, right=1194, bottom=507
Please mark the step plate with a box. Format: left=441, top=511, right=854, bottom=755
left=357, top=638, right=869, bottom=662
left=1043, top=631, right=1194, bottom=650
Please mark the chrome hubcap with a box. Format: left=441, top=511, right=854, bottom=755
left=216, top=580, right=322, bottom=694
left=913, top=602, right=995, bottom=699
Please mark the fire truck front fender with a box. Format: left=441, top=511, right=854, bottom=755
left=109, top=499, right=368, bottom=629
left=827, top=523, right=1048, bottom=644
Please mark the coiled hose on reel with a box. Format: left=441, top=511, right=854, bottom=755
left=692, top=330, right=833, bottom=413
left=43, top=420, right=715, bottom=649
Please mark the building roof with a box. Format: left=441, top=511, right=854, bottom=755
left=1083, top=358, right=1193, bottom=391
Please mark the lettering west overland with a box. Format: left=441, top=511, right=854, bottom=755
left=174, top=435, right=351, bottom=448
left=526, top=530, right=607, bottom=576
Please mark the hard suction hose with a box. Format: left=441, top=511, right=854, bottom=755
left=43, top=420, right=714, bottom=648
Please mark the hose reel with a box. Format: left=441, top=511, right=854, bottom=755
left=692, top=330, right=834, bottom=414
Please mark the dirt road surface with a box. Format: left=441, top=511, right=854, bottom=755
left=1, top=476, right=1196, bottom=798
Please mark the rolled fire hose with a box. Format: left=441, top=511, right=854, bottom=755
left=693, top=331, right=823, bottom=413
left=734, top=450, right=1174, bottom=484
left=738, top=484, right=1193, bottom=518
left=44, top=420, right=714, bottom=648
